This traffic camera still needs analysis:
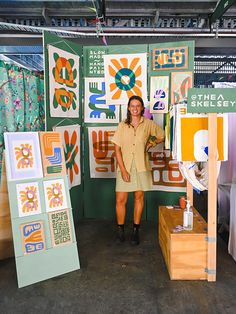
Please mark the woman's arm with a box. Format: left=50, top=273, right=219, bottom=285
left=146, top=123, right=165, bottom=151
left=114, top=144, right=130, bottom=182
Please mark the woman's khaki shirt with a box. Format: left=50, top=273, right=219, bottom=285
left=111, top=117, right=164, bottom=173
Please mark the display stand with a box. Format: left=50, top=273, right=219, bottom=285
left=0, top=154, right=13, bottom=260
left=187, top=87, right=236, bottom=282
left=207, top=113, right=218, bottom=281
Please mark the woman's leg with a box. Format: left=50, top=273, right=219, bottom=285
left=116, top=192, right=128, bottom=224
left=134, top=191, right=144, bottom=224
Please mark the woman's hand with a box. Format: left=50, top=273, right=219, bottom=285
left=121, top=169, right=130, bottom=182
left=146, top=142, right=153, bottom=152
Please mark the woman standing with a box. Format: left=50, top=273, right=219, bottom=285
left=112, top=95, right=165, bottom=245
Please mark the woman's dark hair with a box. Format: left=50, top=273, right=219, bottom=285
left=125, top=95, right=145, bottom=125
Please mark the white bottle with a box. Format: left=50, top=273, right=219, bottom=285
left=183, top=199, right=193, bottom=230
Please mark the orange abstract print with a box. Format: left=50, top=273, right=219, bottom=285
left=46, top=182, right=64, bottom=208
left=109, top=57, right=142, bottom=99
left=104, top=53, right=147, bottom=104
left=92, top=130, right=116, bottom=173
left=14, top=143, right=33, bottom=169
left=21, top=221, right=45, bottom=254
left=41, top=133, right=60, bottom=155
left=20, top=185, right=39, bottom=213
left=54, top=88, right=76, bottom=110
left=149, top=150, right=186, bottom=192
left=54, top=56, right=76, bottom=88
left=64, top=129, right=79, bottom=185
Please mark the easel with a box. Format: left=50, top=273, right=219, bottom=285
left=187, top=87, right=236, bottom=282
left=186, top=113, right=217, bottom=281
left=0, top=153, right=14, bottom=260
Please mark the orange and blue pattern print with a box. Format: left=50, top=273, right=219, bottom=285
left=20, top=221, right=45, bottom=254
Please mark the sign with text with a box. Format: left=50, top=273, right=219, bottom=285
left=187, top=88, right=236, bottom=113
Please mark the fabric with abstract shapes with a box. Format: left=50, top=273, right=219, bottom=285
left=48, top=45, right=80, bottom=117
left=150, top=76, right=169, bottom=113
left=104, top=53, right=147, bottom=105
left=39, top=132, right=66, bottom=177
left=0, top=61, right=44, bottom=181
left=176, top=113, right=228, bottom=162
left=16, top=182, right=41, bottom=217
left=88, top=126, right=116, bottom=178
left=152, top=46, right=188, bottom=71
left=48, top=209, right=72, bottom=247
left=171, top=71, right=193, bottom=104
left=43, top=178, right=68, bottom=212
left=54, top=125, right=81, bottom=188
left=4, top=132, right=43, bottom=181
left=20, top=221, right=45, bottom=254
left=148, top=148, right=186, bottom=192
left=84, top=77, right=119, bottom=123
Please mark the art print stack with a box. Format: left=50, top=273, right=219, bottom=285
left=4, top=131, right=80, bottom=288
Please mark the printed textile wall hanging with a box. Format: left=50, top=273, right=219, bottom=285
left=48, top=45, right=80, bottom=118
left=48, top=209, right=72, bottom=247
left=88, top=126, right=116, bottom=178
left=4, top=132, right=43, bottom=181
left=84, top=77, right=119, bottom=123
left=148, top=147, right=186, bottom=192
left=39, top=132, right=66, bottom=177
left=176, top=114, right=228, bottom=161
left=43, top=178, right=68, bottom=212
left=152, top=46, right=188, bottom=71
left=103, top=53, right=147, bottom=105
left=54, top=125, right=81, bottom=188
left=150, top=76, right=169, bottom=114
left=20, top=221, right=46, bottom=254
left=171, top=71, right=193, bottom=104
left=16, top=182, right=42, bottom=217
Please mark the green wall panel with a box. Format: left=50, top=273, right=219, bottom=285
left=44, top=31, right=83, bottom=223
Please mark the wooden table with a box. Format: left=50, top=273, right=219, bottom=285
left=159, top=205, right=208, bottom=280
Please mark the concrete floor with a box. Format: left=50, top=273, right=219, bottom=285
left=0, top=220, right=236, bottom=314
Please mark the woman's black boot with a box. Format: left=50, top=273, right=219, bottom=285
left=130, top=224, right=140, bottom=245
left=116, top=224, right=125, bottom=243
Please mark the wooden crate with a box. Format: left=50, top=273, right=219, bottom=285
left=159, top=206, right=207, bottom=280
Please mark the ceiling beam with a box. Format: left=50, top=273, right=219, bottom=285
left=210, top=0, right=236, bottom=23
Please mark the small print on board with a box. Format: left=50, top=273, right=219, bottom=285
left=20, top=221, right=46, bottom=254
left=43, top=178, right=68, bottom=212
left=48, top=209, right=72, bottom=247
left=39, top=132, right=66, bottom=177
left=16, top=182, right=42, bottom=217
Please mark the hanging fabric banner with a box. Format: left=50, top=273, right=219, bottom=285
left=171, top=71, right=193, bottom=104
left=88, top=126, right=116, bottom=178
left=48, top=45, right=80, bottom=118
left=148, top=147, right=186, bottom=192
left=84, top=77, right=119, bottom=123
left=176, top=113, right=228, bottom=161
left=150, top=76, right=169, bottom=113
left=54, top=125, right=81, bottom=188
left=104, top=53, right=147, bottom=105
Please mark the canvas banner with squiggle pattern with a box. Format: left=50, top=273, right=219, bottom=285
left=84, top=77, right=119, bottom=123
